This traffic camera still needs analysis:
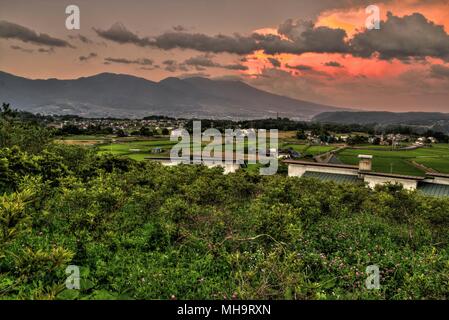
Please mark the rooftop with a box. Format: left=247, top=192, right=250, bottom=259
left=418, top=182, right=449, bottom=197
left=283, top=160, right=359, bottom=170
left=284, top=158, right=449, bottom=197
left=360, top=171, right=426, bottom=181
left=303, top=171, right=361, bottom=184
left=426, top=172, right=449, bottom=179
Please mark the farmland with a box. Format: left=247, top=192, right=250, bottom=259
left=55, top=135, right=449, bottom=176
left=336, top=144, right=449, bottom=176
left=97, top=139, right=179, bottom=160
left=3, top=110, right=449, bottom=300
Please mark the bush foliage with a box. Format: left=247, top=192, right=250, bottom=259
left=1, top=111, right=448, bottom=299
left=1, top=143, right=449, bottom=300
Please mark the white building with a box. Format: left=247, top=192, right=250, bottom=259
left=284, top=155, right=449, bottom=196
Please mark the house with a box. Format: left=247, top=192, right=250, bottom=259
left=428, top=137, right=438, bottom=144
left=339, top=135, right=350, bottom=142
left=171, top=128, right=185, bottom=137
left=284, top=155, right=449, bottom=197
left=278, top=152, right=291, bottom=160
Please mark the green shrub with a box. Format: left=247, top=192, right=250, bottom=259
left=1, top=144, right=449, bottom=300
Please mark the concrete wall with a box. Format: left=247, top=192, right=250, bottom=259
left=358, top=158, right=372, bottom=171
left=288, top=164, right=359, bottom=177
left=287, top=163, right=420, bottom=190
left=203, top=161, right=241, bottom=174
left=156, top=159, right=180, bottom=166
left=429, top=177, right=449, bottom=186
left=363, top=175, right=418, bottom=190
left=151, top=159, right=240, bottom=174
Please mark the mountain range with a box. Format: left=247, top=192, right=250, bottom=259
left=314, top=111, right=449, bottom=124
left=0, top=71, right=342, bottom=119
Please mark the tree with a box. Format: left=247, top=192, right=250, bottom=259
left=1, top=103, right=52, bottom=154
left=116, top=129, right=127, bottom=137
left=139, top=126, right=153, bottom=137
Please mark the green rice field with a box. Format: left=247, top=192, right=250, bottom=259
left=336, top=144, right=449, bottom=176
left=57, top=135, right=449, bottom=175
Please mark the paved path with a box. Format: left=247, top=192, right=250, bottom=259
left=314, top=145, right=347, bottom=163
left=410, top=160, right=438, bottom=173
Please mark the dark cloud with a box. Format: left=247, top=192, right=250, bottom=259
left=430, top=64, right=449, bottom=79
left=150, top=32, right=258, bottom=54
left=278, top=19, right=314, bottom=41
left=94, top=23, right=152, bottom=46
left=162, top=60, right=189, bottom=72
left=92, top=12, right=449, bottom=62
left=69, top=34, right=93, bottom=44
left=285, top=63, right=333, bottom=79
left=350, top=12, right=449, bottom=61
left=184, top=54, right=248, bottom=70
left=249, top=19, right=349, bottom=55
left=79, top=52, right=98, bottom=62
left=286, top=64, right=313, bottom=71
left=38, top=47, right=55, bottom=54
left=0, top=20, right=73, bottom=48
left=173, top=25, right=187, bottom=32
left=163, top=60, right=177, bottom=66
left=324, top=61, right=343, bottom=68
left=10, top=45, right=33, bottom=53
left=268, top=57, right=281, bottom=67
left=222, top=64, right=248, bottom=70
left=140, top=65, right=160, bottom=71
left=104, top=57, right=154, bottom=66
left=184, top=54, right=218, bottom=68
left=149, top=24, right=349, bottom=55
left=321, top=0, right=395, bottom=11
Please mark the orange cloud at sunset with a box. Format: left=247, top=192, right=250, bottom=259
left=242, top=1, right=449, bottom=85
left=316, top=0, right=449, bottom=35
left=243, top=50, right=414, bottom=80
left=1, top=0, right=449, bottom=112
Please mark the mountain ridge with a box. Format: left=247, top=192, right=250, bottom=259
left=313, top=111, right=449, bottom=133
left=314, top=111, right=449, bottom=124
left=0, top=71, right=343, bottom=119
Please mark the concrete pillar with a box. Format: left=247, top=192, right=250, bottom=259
left=358, top=154, right=373, bottom=171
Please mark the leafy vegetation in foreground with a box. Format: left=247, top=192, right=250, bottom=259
left=1, top=106, right=449, bottom=300
left=1, top=143, right=449, bottom=299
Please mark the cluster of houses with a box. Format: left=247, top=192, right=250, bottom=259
left=49, top=117, right=187, bottom=134
left=368, top=134, right=438, bottom=147
left=302, top=131, right=439, bottom=147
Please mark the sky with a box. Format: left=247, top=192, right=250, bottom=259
left=1, top=0, right=449, bottom=112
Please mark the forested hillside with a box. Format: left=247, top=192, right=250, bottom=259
left=1, top=106, right=449, bottom=299
left=313, top=112, right=449, bottom=133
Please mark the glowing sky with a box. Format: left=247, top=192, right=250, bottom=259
left=1, top=0, right=449, bottom=112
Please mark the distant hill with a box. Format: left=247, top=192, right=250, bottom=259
left=314, top=111, right=449, bottom=125
left=313, top=111, right=449, bottom=133
left=0, top=71, right=342, bottom=119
